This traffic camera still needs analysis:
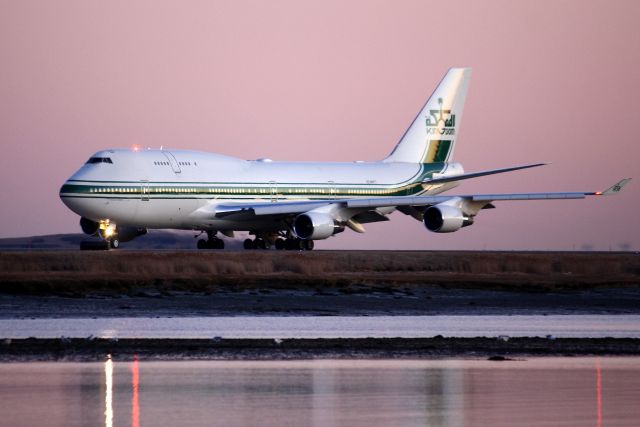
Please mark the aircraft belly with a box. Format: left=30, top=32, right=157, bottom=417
left=134, top=198, right=198, bottom=228
left=61, top=197, right=139, bottom=224
left=185, top=199, right=282, bottom=231
left=192, top=218, right=283, bottom=232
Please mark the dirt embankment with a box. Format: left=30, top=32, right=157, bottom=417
left=2, top=337, right=640, bottom=362
left=1, top=250, right=638, bottom=296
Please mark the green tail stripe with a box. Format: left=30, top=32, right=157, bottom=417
left=433, top=140, right=452, bottom=162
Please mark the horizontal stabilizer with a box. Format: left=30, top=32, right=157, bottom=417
left=424, top=163, right=547, bottom=184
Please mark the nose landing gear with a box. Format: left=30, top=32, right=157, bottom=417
left=80, top=220, right=120, bottom=250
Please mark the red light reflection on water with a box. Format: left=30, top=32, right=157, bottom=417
left=131, top=356, right=140, bottom=427
left=596, top=358, right=602, bottom=427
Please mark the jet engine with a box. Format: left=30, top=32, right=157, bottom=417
left=293, top=212, right=344, bottom=240
left=80, top=217, right=100, bottom=235
left=423, top=205, right=473, bottom=233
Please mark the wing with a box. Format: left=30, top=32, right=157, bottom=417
left=195, top=179, right=631, bottom=222
left=423, top=162, right=547, bottom=185
left=348, top=178, right=632, bottom=209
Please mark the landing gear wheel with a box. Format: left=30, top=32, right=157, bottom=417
left=285, top=238, right=304, bottom=250
left=244, top=238, right=255, bottom=250
left=275, top=238, right=285, bottom=250
left=206, top=238, right=224, bottom=249
left=197, top=237, right=224, bottom=249
left=303, top=240, right=314, bottom=251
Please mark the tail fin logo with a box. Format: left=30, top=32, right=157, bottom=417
left=426, top=97, right=456, bottom=136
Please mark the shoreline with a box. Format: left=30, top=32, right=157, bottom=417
left=3, top=285, right=640, bottom=317
left=1, top=250, right=639, bottom=295
left=1, top=250, right=639, bottom=316
left=2, top=337, right=640, bottom=362
left=3, top=250, right=639, bottom=361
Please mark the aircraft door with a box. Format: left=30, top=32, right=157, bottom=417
left=269, top=181, right=277, bottom=203
left=162, top=151, right=182, bottom=174
left=328, top=181, right=336, bottom=199
left=140, top=180, right=150, bottom=201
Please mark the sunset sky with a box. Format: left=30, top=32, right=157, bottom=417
left=1, top=0, right=638, bottom=250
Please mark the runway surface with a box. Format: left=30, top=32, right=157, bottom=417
left=3, top=315, right=640, bottom=339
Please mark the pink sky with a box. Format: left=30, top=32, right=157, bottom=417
left=0, top=0, right=638, bottom=250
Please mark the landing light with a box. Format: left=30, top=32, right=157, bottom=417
left=131, top=144, right=141, bottom=152
left=100, top=221, right=116, bottom=238
left=104, top=226, right=116, bottom=238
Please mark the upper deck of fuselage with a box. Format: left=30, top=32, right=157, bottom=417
left=65, top=148, right=444, bottom=186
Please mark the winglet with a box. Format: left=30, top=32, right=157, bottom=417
left=596, top=178, right=632, bottom=196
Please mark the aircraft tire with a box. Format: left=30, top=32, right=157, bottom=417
left=243, top=238, right=254, bottom=250
left=275, top=239, right=285, bottom=250
left=205, top=239, right=222, bottom=249
left=197, top=239, right=207, bottom=250
left=304, top=240, right=314, bottom=251
left=286, top=239, right=304, bottom=250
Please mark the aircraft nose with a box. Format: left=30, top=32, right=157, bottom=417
left=59, top=179, right=75, bottom=208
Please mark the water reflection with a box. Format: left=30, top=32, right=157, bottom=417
left=596, top=358, right=602, bottom=427
left=0, top=358, right=639, bottom=427
left=103, top=354, right=139, bottom=427
left=131, top=357, right=140, bottom=427
left=104, top=356, right=112, bottom=427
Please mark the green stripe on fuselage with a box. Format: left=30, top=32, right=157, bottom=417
left=60, top=163, right=445, bottom=198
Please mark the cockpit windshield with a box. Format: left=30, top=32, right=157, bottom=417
left=86, top=157, right=113, bottom=164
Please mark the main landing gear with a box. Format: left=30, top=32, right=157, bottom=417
left=243, top=237, right=270, bottom=250
left=196, top=231, right=225, bottom=250
left=244, top=236, right=314, bottom=251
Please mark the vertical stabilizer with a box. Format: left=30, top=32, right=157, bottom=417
left=385, top=68, right=471, bottom=164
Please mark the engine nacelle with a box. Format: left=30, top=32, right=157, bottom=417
left=80, top=217, right=100, bottom=235
left=424, top=205, right=473, bottom=233
left=293, top=212, right=344, bottom=240
left=116, top=226, right=148, bottom=242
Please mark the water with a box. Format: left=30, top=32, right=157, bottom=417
left=1, top=315, right=640, bottom=339
left=0, top=358, right=638, bottom=427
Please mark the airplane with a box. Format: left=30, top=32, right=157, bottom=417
left=59, top=68, right=631, bottom=250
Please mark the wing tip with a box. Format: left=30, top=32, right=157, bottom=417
left=599, top=178, right=632, bottom=196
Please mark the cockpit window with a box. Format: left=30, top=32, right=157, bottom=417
left=86, top=157, right=113, bottom=164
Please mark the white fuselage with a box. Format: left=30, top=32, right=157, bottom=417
left=60, top=149, right=461, bottom=232
left=58, top=69, right=624, bottom=246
